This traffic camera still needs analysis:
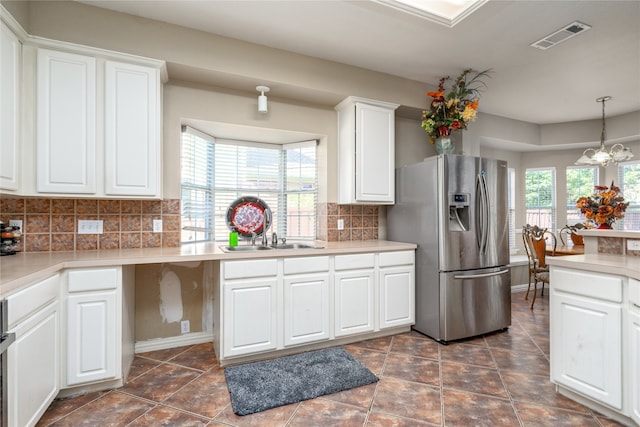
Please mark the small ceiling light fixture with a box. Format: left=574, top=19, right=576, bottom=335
left=256, top=85, right=270, bottom=113
left=575, top=96, right=634, bottom=167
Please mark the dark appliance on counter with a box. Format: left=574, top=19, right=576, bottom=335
left=387, top=154, right=511, bottom=343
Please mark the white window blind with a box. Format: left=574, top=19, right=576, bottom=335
left=566, top=166, right=598, bottom=225
left=181, top=126, right=317, bottom=243
left=507, top=167, right=516, bottom=251
left=618, top=160, right=640, bottom=230
left=525, top=167, right=556, bottom=231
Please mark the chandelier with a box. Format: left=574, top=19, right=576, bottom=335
left=575, top=96, right=634, bottom=167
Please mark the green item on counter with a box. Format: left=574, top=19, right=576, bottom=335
left=229, top=232, right=239, bottom=247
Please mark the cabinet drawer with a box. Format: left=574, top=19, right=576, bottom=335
left=7, top=273, right=59, bottom=329
left=630, top=278, right=640, bottom=307
left=223, top=259, right=278, bottom=280
left=379, top=250, right=415, bottom=267
left=552, top=267, right=622, bottom=302
left=68, top=267, right=119, bottom=292
left=335, top=253, right=375, bottom=271
left=283, top=256, right=329, bottom=275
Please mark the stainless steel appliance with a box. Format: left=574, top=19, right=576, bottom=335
left=387, top=154, right=511, bottom=343
left=0, top=299, right=15, bottom=427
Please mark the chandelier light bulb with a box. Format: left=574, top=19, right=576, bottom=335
left=574, top=96, right=633, bottom=167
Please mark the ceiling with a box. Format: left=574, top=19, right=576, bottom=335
left=77, top=0, right=639, bottom=125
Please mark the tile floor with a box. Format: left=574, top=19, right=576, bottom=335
left=37, top=291, right=627, bottom=426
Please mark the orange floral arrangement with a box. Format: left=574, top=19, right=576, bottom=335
left=576, top=181, right=629, bottom=228
left=421, top=68, right=491, bottom=142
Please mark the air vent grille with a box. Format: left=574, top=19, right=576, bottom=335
left=530, top=21, right=591, bottom=50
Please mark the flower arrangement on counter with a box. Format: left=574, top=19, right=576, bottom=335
left=421, top=68, right=492, bottom=142
left=576, top=181, right=629, bottom=228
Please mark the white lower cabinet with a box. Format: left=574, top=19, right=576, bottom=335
left=220, top=259, right=278, bottom=358
left=7, top=274, right=60, bottom=427
left=550, top=267, right=623, bottom=411
left=63, top=267, right=122, bottom=387
left=223, top=277, right=278, bottom=357
left=283, top=256, right=330, bottom=347
left=334, top=254, right=375, bottom=337
left=379, top=251, right=415, bottom=329
left=66, top=290, right=118, bottom=385
left=629, top=278, right=640, bottom=425
left=216, top=250, right=415, bottom=363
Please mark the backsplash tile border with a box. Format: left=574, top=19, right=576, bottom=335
left=316, top=202, right=379, bottom=242
left=0, top=197, right=181, bottom=252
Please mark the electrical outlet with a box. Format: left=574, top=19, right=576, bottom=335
left=78, top=220, right=103, bottom=234
left=627, top=239, right=640, bottom=251
left=180, top=320, right=190, bottom=334
left=337, top=219, right=344, bottom=230
left=9, top=219, right=22, bottom=230
left=153, top=219, right=163, bottom=233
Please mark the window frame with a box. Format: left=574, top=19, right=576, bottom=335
left=525, top=167, right=557, bottom=231
left=565, top=165, right=599, bottom=225
left=180, top=126, right=318, bottom=244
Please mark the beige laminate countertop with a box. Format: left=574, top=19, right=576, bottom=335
left=547, top=253, right=640, bottom=281
left=0, top=240, right=416, bottom=298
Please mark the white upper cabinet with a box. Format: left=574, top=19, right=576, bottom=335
left=36, top=48, right=97, bottom=194
left=0, top=20, right=21, bottom=191
left=104, top=60, right=160, bottom=196
left=336, top=96, right=399, bottom=205
left=15, top=38, right=166, bottom=199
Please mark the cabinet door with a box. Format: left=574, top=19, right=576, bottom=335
left=630, top=309, right=640, bottom=424
left=104, top=61, right=160, bottom=196
left=67, top=290, right=117, bottom=385
left=354, top=102, right=394, bottom=203
left=283, top=273, right=330, bottom=346
left=8, top=301, right=59, bottom=427
left=334, top=270, right=375, bottom=337
left=223, top=278, right=278, bottom=357
left=37, top=48, right=96, bottom=194
left=0, top=21, right=20, bottom=191
left=379, top=266, right=414, bottom=329
left=550, top=292, right=622, bottom=409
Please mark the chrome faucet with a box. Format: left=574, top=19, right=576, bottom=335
left=250, top=231, right=257, bottom=246
left=272, top=232, right=278, bottom=245
left=262, top=230, right=268, bottom=246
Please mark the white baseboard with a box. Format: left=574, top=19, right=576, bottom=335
left=135, top=332, right=214, bottom=354
left=511, top=284, right=530, bottom=293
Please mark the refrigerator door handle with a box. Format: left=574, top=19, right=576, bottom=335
left=454, top=269, right=509, bottom=280
left=475, top=173, right=489, bottom=254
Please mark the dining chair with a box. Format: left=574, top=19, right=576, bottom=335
left=523, top=224, right=556, bottom=309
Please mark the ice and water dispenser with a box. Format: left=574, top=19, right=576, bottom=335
left=449, top=193, right=470, bottom=231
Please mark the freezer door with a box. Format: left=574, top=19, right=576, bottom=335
left=439, top=155, right=509, bottom=272
left=440, top=267, right=511, bottom=342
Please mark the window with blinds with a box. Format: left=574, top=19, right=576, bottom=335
left=566, top=166, right=598, bottom=225
left=525, top=167, right=556, bottom=231
left=507, top=167, right=516, bottom=251
left=181, top=126, right=317, bottom=243
left=618, top=160, right=640, bottom=230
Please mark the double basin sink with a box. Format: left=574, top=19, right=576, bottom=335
left=220, top=243, right=323, bottom=252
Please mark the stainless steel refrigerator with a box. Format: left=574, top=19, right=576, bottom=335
left=387, top=154, right=511, bottom=343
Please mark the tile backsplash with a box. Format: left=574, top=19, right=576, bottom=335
left=0, top=197, right=181, bottom=252
left=1, top=198, right=382, bottom=251
left=316, top=203, right=379, bottom=242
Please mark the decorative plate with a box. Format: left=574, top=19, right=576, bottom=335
left=226, top=196, right=271, bottom=236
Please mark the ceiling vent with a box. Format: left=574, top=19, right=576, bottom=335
left=530, top=21, right=591, bottom=50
